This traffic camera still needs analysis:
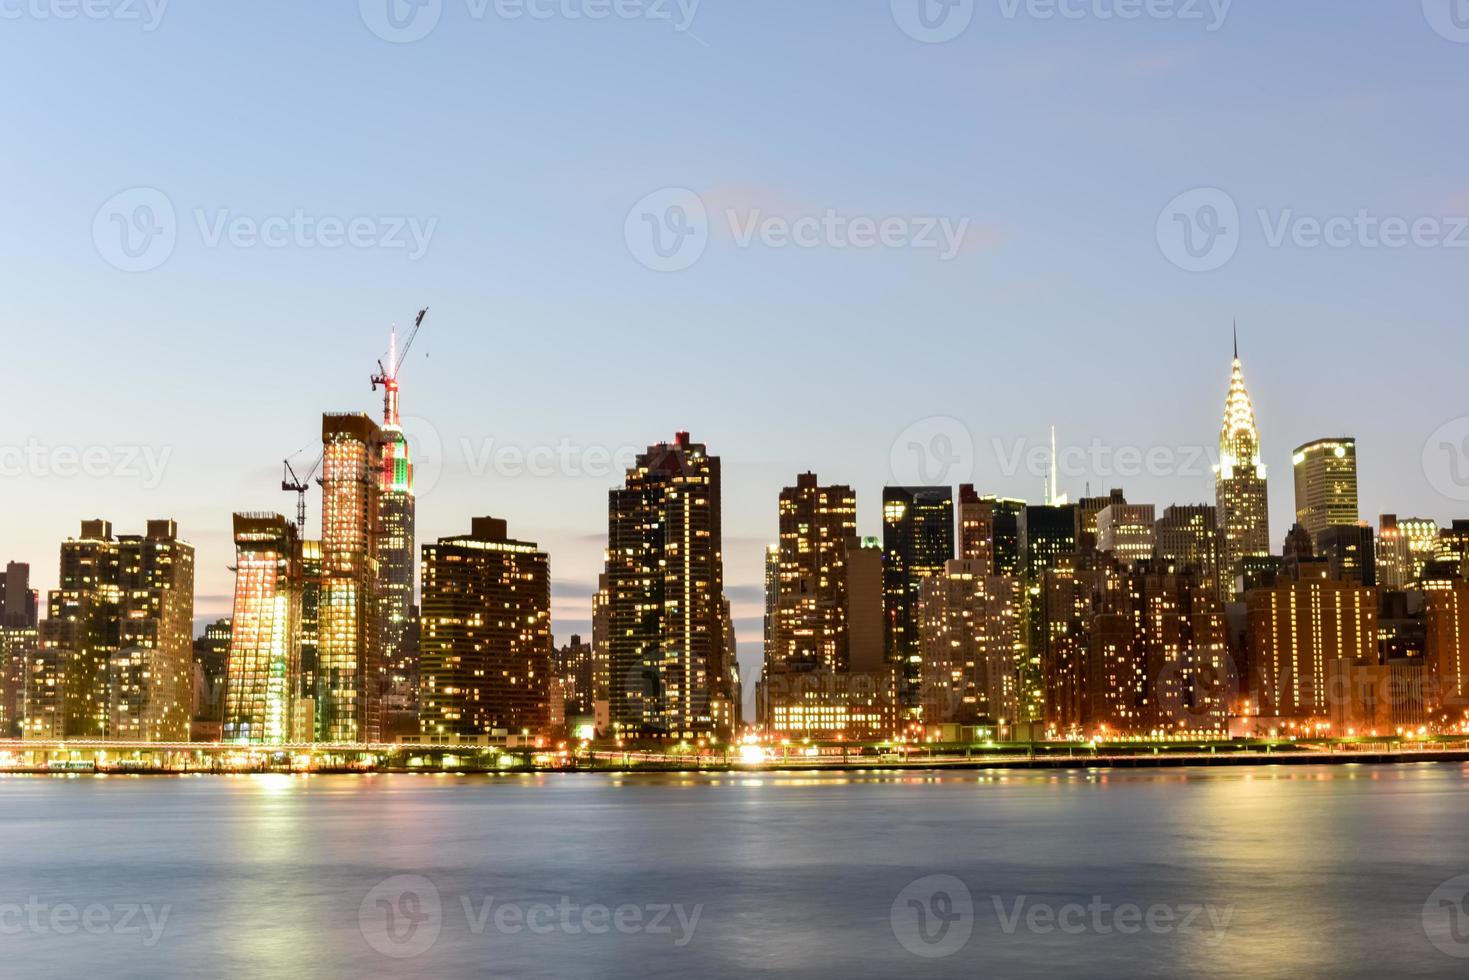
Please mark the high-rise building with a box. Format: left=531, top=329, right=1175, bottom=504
left=957, top=485, right=994, bottom=570
left=1214, top=336, right=1270, bottom=599
left=1075, top=489, right=1127, bottom=555
left=43, top=519, right=120, bottom=737
left=0, top=560, right=39, bottom=736
left=918, top=559, right=1020, bottom=725
left=223, top=514, right=303, bottom=745
left=605, top=433, right=736, bottom=738
left=109, top=520, right=195, bottom=742
left=845, top=536, right=886, bottom=673
left=1, top=562, right=39, bottom=628
left=554, top=634, right=596, bottom=716
left=762, top=543, right=779, bottom=656
left=419, top=518, right=552, bottom=740
left=1246, top=563, right=1376, bottom=724
left=375, top=328, right=418, bottom=719
left=1438, top=521, right=1469, bottom=581
left=298, top=538, right=322, bottom=734
left=1019, top=504, right=1078, bottom=582
left=192, top=617, right=231, bottom=734
left=1154, top=505, right=1221, bottom=598
left=772, top=474, right=857, bottom=673
left=0, top=620, right=36, bottom=737
left=1292, top=438, right=1359, bottom=541
left=318, top=413, right=384, bottom=743
left=1097, top=503, right=1156, bottom=567
left=1424, top=582, right=1469, bottom=728
left=31, top=520, right=193, bottom=741
left=1377, top=515, right=1409, bottom=590
left=882, top=486, right=955, bottom=708
left=989, top=497, right=1025, bottom=577
left=1316, top=523, right=1376, bottom=587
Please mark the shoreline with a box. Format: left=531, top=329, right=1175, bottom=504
left=4, top=748, right=1467, bottom=777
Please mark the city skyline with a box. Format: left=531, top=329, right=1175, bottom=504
left=5, top=329, right=1469, bottom=708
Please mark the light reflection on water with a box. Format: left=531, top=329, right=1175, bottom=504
left=1, top=764, right=1466, bottom=978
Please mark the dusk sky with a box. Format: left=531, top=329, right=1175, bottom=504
left=5, top=2, right=1469, bottom=693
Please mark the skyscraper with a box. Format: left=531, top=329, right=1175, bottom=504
left=1247, top=563, right=1376, bottom=724
left=957, top=484, right=994, bottom=570
left=419, top=518, right=552, bottom=740
left=1214, top=334, right=1270, bottom=599
left=0, top=562, right=39, bottom=628
left=0, top=561, right=39, bottom=736
left=375, top=327, right=417, bottom=718
left=318, top=413, right=384, bottom=743
left=918, top=559, right=1020, bottom=726
left=605, top=433, right=736, bottom=738
left=772, top=474, right=857, bottom=673
left=223, top=514, right=303, bottom=745
left=1097, top=503, right=1157, bottom=567
left=882, top=486, right=955, bottom=709
left=30, top=521, right=194, bottom=741
left=1154, top=504, right=1221, bottom=598
left=43, top=519, right=120, bottom=737
left=1315, top=523, right=1376, bottom=587
left=1292, top=438, right=1359, bottom=541
left=109, top=520, right=196, bottom=742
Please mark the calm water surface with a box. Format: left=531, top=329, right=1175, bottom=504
left=3, top=763, right=1468, bottom=979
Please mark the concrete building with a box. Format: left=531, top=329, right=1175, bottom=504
left=918, top=560, right=1020, bottom=726
left=318, top=413, right=384, bottom=743
left=223, top=515, right=303, bottom=745
left=604, top=434, right=737, bottom=738
left=1097, top=503, right=1157, bottom=567
left=419, top=518, right=552, bottom=741
left=1214, top=337, right=1271, bottom=599
left=1292, top=437, right=1359, bottom=541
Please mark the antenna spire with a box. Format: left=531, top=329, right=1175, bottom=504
left=1233, top=317, right=1239, bottom=360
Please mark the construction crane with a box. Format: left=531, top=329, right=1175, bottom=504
left=371, top=306, right=428, bottom=426
left=282, top=451, right=324, bottom=534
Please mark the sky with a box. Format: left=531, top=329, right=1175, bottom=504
left=4, top=2, right=1469, bottom=703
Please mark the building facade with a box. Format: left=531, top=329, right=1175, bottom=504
left=604, top=434, right=737, bottom=738
left=1214, top=343, right=1271, bottom=599
left=1292, top=438, right=1359, bottom=541
left=317, top=413, right=384, bottom=743
left=882, top=486, right=955, bottom=709
left=419, top=518, right=553, bottom=740
left=223, top=514, right=303, bottom=745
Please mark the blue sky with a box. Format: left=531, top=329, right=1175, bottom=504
left=4, top=2, right=1469, bottom=694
